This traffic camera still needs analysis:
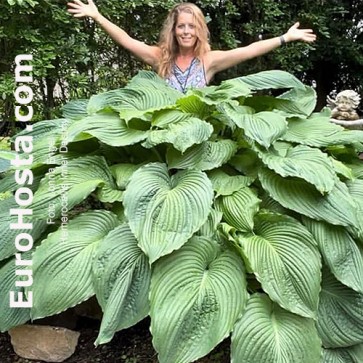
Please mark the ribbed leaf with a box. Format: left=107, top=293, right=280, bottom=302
left=220, top=102, right=287, bottom=148
left=31, top=155, right=120, bottom=218
left=110, top=163, right=141, bottom=190
left=238, top=212, right=321, bottom=318
left=187, top=79, right=251, bottom=105
left=61, top=99, right=88, bottom=120
left=259, top=168, right=359, bottom=228
left=207, top=169, right=255, bottom=197
left=349, top=162, right=363, bottom=179
left=167, top=140, right=237, bottom=170
left=112, top=87, right=179, bottom=122
left=331, top=158, right=355, bottom=180
left=215, top=186, right=261, bottom=232
left=257, top=144, right=335, bottom=194
left=11, top=119, right=71, bottom=168
left=151, top=109, right=191, bottom=127
left=322, top=344, right=363, bottom=363
left=123, top=163, right=214, bottom=263
left=238, top=70, right=305, bottom=90
left=93, top=224, right=151, bottom=345
left=0, top=197, right=47, bottom=262
left=196, top=208, right=223, bottom=237
left=176, top=94, right=210, bottom=119
left=304, top=218, right=363, bottom=293
left=30, top=210, right=121, bottom=319
left=87, top=72, right=181, bottom=116
left=317, top=266, right=363, bottom=348
left=283, top=114, right=363, bottom=147
left=67, top=114, right=149, bottom=146
left=277, top=86, right=317, bottom=117
left=231, top=294, right=322, bottom=363
left=127, top=71, right=181, bottom=96
left=0, top=153, right=12, bottom=173
left=150, top=236, right=247, bottom=363
left=142, top=117, right=213, bottom=152
left=0, top=255, right=31, bottom=331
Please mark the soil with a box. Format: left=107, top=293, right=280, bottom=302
left=0, top=317, right=230, bottom=363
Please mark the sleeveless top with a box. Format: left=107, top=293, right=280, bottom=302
left=165, top=57, right=207, bottom=93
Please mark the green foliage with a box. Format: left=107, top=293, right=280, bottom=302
left=1, top=70, right=363, bottom=363
left=2, top=0, right=362, bottom=126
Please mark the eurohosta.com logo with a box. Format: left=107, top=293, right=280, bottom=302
left=9, top=54, right=34, bottom=308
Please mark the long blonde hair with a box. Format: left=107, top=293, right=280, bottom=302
left=157, top=3, right=211, bottom=78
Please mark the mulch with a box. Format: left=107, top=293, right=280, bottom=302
left=0, top=317, right=230, bottom=363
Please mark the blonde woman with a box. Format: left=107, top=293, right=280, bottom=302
left=67, top=1, right=316, bottom=93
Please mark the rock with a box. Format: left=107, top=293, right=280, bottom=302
left=9, top=324, right=80, bottom=362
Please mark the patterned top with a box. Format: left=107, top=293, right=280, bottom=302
left=165, top=57, right=207, bottom=93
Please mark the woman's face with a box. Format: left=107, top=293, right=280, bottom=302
left=175, top=12, right=197, bottom=50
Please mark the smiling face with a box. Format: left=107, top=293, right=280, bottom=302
left=174, top=12, right=198, bottom=51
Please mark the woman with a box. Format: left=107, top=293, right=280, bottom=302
left=67, top=1, right=316, bottom=93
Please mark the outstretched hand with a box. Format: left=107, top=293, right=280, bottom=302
left=285, top=22, right=316, bottom=43
left=67, top=0, right=99, bottom=20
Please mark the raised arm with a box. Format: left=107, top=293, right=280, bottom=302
left=205, top=22, right=316, bottom=80
left=67, top=0, right=161, bottom=67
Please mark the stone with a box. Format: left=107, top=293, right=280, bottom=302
left=9, top=324, right=80, bottom=362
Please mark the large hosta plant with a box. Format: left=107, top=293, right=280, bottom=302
left=1, top=70, right=363, bottom=363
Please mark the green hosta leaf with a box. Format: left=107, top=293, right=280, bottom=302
left=304, top=218, right=363, bottom=293
left=167, top=139, right=238, bottom=170
left=87, top=73, right=180, bottom=117
left=238, top=212, right=321, bottom=318
left=30, top=210, right=121, bottom=319
left=277, top=86, right=317, bottom=117
left=0, top=197, right=47, bottom=262
left=347, top=179, right=363, bottom=206
left=176, top=94, right=210, bottom=119
left=187, top=79, right=251, bottom=105
left=220, top=102, right=287, bottom=148
left=215, top=186, right=260, bottom=232
left=257, top=144, right=336, bottom=194
left=127, top=71, right=181, bottom=96
left=322, top=344, right=363, bottom=363
left=346, top=179, right=363, bottom=238
left=349, top=162, right=363, bottom=179
left=61, top=99, right=88, bottom=120
left=123, top=163, right=214, bottom=263
left=283, top=114, right=363, bottom=147
left=142, top=117, right=213, bottom=152
left=196, top=208, right=223, bottom=237
left=93, top=224, right=151, bottom=345
left=259, top=168, right=359, bottom=228
left=11, top=119, right=71, bottom=169
left=0, top=151, right=13, bottom=172
left=87, top=89, right=130, bottom=114
left=31, top=155, right=119, bottom=218
left=231, top=293, right=321, bottom=363
left=317, top=267, right=363, bottom=348
left=151, top=109, right=191, bottom=127
left=67, top=114, right=149, bottom=146
left=0, top=256, right=31, bottom=332
left=110, top=163, right=141, bottom=190
left=238, top=70, right=304, bottom=90
left=112, top=87, right=179, bottom=122
left=150, top=236, right=247, bottom=363
left=331, top=159, right=355, bottom=180
left=207, top=169, right=255, bottom=197
left=229, top=149, right=261, bottom=177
